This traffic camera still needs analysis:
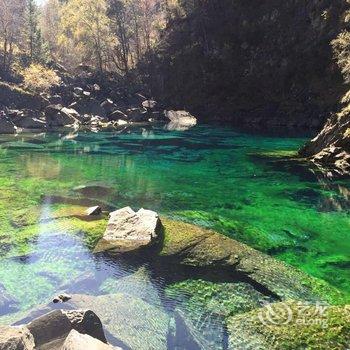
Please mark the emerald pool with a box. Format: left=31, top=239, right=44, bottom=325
left=0, top=125, right=348, bottom=346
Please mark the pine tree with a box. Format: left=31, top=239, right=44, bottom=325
left=26, top=0, right=47, bottom=63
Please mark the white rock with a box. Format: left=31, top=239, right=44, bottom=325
left=95, top=207, right=160, bottom=253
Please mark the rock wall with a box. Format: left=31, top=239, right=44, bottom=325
left=299, top=106, right=350, bottom=176
left=142, top=0, right=346, bottom=128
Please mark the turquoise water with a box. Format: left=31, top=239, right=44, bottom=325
left=0, top=125, right=348, bottom=344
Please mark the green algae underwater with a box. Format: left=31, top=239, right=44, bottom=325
left=0, top=124, right=349, bottom=318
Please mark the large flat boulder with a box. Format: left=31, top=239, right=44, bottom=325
left=94, top=207, right=161, bottom=253
left=159, top=218, right=345, bottom=304
left=0, top=325, right=35, bottom=350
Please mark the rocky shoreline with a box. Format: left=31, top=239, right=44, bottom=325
left=0, top=77, right=197, bottom=134
left=0, top=208, right=349, bottom=349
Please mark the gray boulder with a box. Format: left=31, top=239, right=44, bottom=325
left=101, top=99, right=116, bottom=115
left=26, top=309, right=107, bottom=349
left=62, top=330, right=117, bottom=350
left=69, top=98, right=106, bottom=119
left=126, top=108, right=148, bottom=122
left=26, top=310, right=72, bottom=347
left=15, top=117, right=46, bottom=130
left=11, top=110, right=46, bottom=130
left=64, top=309, right=107, bottom=343
left=61, top=107, right=81, bottom=120
left=45, top=105, right=80, bottom=128
left=0, top=114, right=17, bottom=134
left=94, top=207, right=161, bottom=253
left=109, top=110, right=128, bottom=121
left=0, top=326, right=35, bottom=350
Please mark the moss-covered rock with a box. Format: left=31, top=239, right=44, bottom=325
left=165, top=279, right=268, bottom=319
left=160, top=218, right=348, bottom=305
left=227, top=301, right=350, bottom=350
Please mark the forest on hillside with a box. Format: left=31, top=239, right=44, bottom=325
left=0, top=0, right=349, bottom=173
left=0, top=0, right=185, bottom=78
left=0, top=0, right=350, bottom=123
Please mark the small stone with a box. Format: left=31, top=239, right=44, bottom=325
left=74, top=87, right=83, bottom=96
left=86, top=206, right=102, bottom=216
left=52, top=293, right=72, bottom=303
left=142, top=100, right=157, bottom=109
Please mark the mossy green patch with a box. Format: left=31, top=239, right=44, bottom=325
left=165, top=279, right=267, bottom=319
left=227, top=301, right=350, bottom=350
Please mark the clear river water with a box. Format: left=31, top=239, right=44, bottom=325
left=0, top=124, right=348, bottom=347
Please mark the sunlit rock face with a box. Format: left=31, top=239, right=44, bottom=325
left=300, top=109, right=350, bottom=177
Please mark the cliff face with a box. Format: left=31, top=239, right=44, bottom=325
left=299, top=106, right=350, bottom=177
left=142, top=0, right=346, bottom=128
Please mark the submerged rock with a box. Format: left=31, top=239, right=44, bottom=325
left=0, top=283, right=19, bottom=316
left=63, top=293, right=170, bottom=350
left=159, top=218, right=345, bottom=304
left=72, top=184, right=113, bottom=199
left=172, top=309, right=215, bottom=350
left=100, top=266, right=162, bottom=306
left=94, top=207, right=161, bottom=253
left=227, top=301, right=350, bottom=350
